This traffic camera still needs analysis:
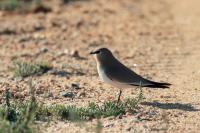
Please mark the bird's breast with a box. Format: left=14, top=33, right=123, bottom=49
left=97, top=65, right=132, bottom=88
left=97, top=65, right=111, bottom=83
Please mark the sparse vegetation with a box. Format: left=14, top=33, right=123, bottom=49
left=0, top=80, right=37, bottom=133
left=54, top=98, right=134, bottom=121
left=12, top=61, right=52, bottom=78
left=0, top=0, right=51, bottom=12
left=0, top=0, right=86, bottom=12
left=0, top=0, right=19, bottom=11
left=0, top=80, right=143, bottom=132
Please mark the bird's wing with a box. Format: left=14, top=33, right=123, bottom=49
left=104, top=64, right=154, bottom=87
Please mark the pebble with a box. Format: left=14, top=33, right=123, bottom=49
left=116, top=114, right=123, bottom=119
left=35, top=120, right=43, bottom=124
left=39, top=48, right=48, bottom=53
left=107, top=116, right=115, bottom=120
left=60, top=91, right=74, bottom=98
left=36, top=88, right=44, bottom=95
left=34, top=23, right=45, bottom=31
left=48, top=69, right=69, bottom=77
left=76, top=19, right=84, bottom=28
left=64, top=49, right=69, bottom=54
left=18, top=35, right=33, bottom=43
left=14, top=92, right=25, bottom=99
left=104, top=123, right=114, bottom=128
left=70, top=83, right=80, bottom=90
left=47, top=92, right=54, bottom=98
left=77, top=91, right=86, bottom=98
left=70, top=50, right=80, bottom=58
left=126, top=127, right=132, bottom=131
left=0, top=26, right=16, bottom=35
left=14, top=77, right=23, bottom=82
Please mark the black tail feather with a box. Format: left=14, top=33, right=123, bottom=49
left=146, top=81, right=171, bottom=88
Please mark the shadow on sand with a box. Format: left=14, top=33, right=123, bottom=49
left=141, top=101, right=199, bottom=111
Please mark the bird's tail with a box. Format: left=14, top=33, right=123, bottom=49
left=145, top=81, right=171, bottom=88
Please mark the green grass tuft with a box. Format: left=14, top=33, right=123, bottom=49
left=0, top=0, right=44, bottom=11
left=0, top=80, right=37, bottom=133
left=0, top=0, right=19, bottom=11
left=12, top=61, right=52, bottom=78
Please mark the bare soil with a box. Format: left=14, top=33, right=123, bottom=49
left=0, top=0, right=200, bottom=132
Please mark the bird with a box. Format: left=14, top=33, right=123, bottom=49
left=90, top=48, right=171, bottom=103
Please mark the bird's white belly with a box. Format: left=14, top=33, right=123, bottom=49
left=97, top=66, right=132, bottom=88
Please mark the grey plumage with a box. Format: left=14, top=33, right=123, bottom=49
left=90, top=48, right=171, bottom=88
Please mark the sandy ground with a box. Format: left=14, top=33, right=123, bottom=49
left=0, top=0, right=200, bottom=132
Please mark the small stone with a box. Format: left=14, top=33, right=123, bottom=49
left=107, top=116, right=115, bottom=120
left=34, top=23, right=45, bottom=31
left=77, top=91, right=86, bottom=98
left=70, top=83, right=80, bottom=90
left=70, top=50, right=80, bottom=58
left=116, top=114, right=123, bottom=119
left=14, top=93, right=24, bottom=99
left=60, top=91, right=74, bottom=98
left=14, top=77, right=23, bottom=82
left=57, top=51, right=66, bottom=57
left=64, top=49, right=69, bottom=54
left=48, top=69, right=69, bottom=78
left=56, top=49, right=68, bottom=57
left=104, top=123, right=114, bottom=128
left=61, top=25, right=67, bottom=31
left=33, top=34, right=46, bottom=40
left=54, top=96, right=60, bottom=99
left=36, top=88, right=44, bottom=95
left=126, top=127, right=131, bottom=131
left=47, top=92, right=54, bottom=97
left=18, top=35, right=32, bottom=43
left=32, top=5, right=52, bottom=13
left=39, top=48, right=48, bottom=53
left=0, top=26, right=16, bottom=35
left=76, top=19, right=84, bottom=28
left=35, top=120, right=43, bottom=124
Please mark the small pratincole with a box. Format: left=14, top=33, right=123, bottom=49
left=90, top=48, right=171, bottom=103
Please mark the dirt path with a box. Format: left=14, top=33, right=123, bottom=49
left=47, top=0, right=200, bottom=132
left=1, top=0, right=200, bottom=132
left=163, top=0, right=200, bottom=131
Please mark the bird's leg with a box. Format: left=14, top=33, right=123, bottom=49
left=117, top=89, right=122, bottom=104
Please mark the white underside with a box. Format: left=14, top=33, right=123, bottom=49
left=97, top=65, right=133, bottom=88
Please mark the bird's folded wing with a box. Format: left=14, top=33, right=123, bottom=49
left=104, top=65, right=154, bottom=87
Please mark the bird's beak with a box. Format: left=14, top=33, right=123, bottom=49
left=90, top=51, right=96, bottom=55
left=90, top=51, right=98, bottom=54
left=90, top=50, right=100, bottom=55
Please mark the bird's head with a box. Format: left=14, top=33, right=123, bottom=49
left=90, top=48, right=114, bottom=65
